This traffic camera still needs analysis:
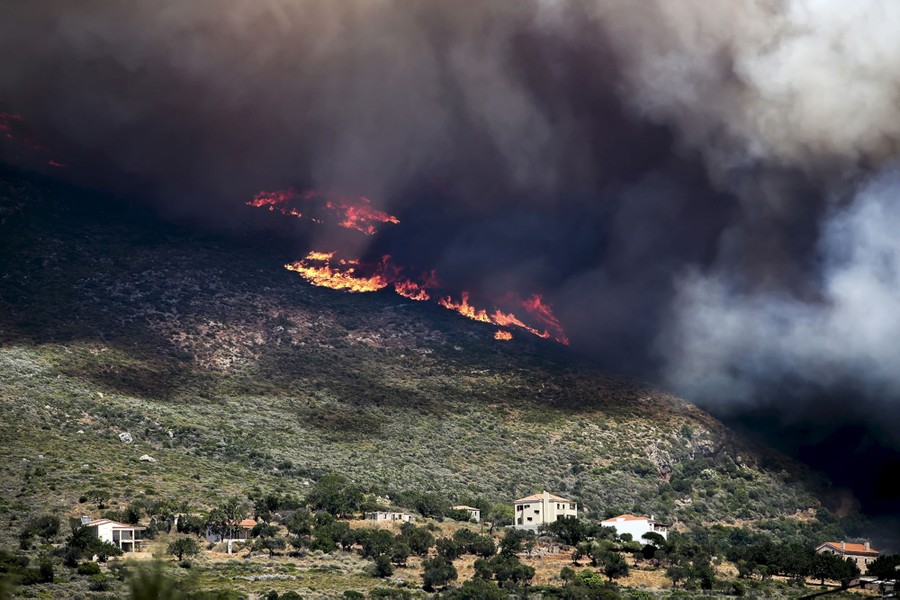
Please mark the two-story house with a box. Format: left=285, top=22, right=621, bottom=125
left=514, top=490, right=577, bottom=530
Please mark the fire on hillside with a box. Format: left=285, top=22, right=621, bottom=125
left=250, top=187, right=568, bottom=344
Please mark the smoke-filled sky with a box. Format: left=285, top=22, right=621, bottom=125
left=4, top=0, right=900, bottom=514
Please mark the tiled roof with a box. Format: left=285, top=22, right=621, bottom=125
left=514, top=492, right=572, bottom=503
left=601, top=514, right=651, bottom=523
left=817, top=542, right=879, bottom=556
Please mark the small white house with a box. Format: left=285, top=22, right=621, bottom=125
left=514, top=491, right=577, bottom=531
left=600, top=514, right=668, bottom=541
left=83, top=518, right=146, bottom=552
left=452, top=505, right=481, bottom=523
left=205, top=519, right=257, bottom=543
left=364, top=511, right=416, bottom=523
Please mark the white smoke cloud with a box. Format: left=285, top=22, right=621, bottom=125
left=663, top=166, right=900, bottom=410
left=592, top=0, right=900, bottom=175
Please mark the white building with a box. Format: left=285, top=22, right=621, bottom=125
left=452, top=505, right=481, bottom=523
left=364, top=511, right=416, bottom=523
left=205, top=519, right=257, bottom=543
left=514, top=491, right=577, bottom=531
left=600, top=514, right=668, bottom=541
left=83, top=518, right=146, bottom=552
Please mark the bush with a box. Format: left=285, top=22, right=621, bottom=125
left=372, top=555, right=393, bottom=578
left=77, top=561, right=102, bottom=576
left=167, top=537, right=200, bottom=561
left=422, top=556, right=457, bottom=591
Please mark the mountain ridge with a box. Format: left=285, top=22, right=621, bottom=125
left=0, top=169, right=863, bottom=551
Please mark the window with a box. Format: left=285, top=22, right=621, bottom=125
left=570, top=504, right=576, bottom=509
left=516, top=505, right=523, bottom=511
left=527, top=517, right=532, bottom=522
left=534, top=510, right=540, bottom=514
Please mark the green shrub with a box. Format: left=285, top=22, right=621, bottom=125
left=76, top=561, right=101, bottom=576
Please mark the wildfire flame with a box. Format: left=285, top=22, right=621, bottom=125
left=248, top=186, right=568, bottom=345
left=285, top=251, right=389, bottom=293
left=439, top=292, right=492, bottom=323
left=394, top=280, right=430, bottom=301
left=249, top=188, right=398, bottom=235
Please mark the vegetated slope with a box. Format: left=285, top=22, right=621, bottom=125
left=0, top=170, right=836, bottom=547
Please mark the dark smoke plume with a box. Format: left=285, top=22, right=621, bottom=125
left=4, top=0, right=900, bottom=516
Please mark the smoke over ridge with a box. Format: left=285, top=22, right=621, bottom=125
left=4, top=0, right=900, bottom=511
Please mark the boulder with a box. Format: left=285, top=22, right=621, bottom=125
left=139, top=454, right=158, bottom=463
left=118, top=432, right=133, bottom=444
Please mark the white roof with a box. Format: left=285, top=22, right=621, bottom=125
left=85, top=518, right=146, bottom=530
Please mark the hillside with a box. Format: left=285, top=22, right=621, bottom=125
left=0, top=169, right=846, bottom=549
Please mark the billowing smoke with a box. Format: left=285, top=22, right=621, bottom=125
left=664, top=167, right=900, bottom=408
left=4, top=1, right=900, bottom=512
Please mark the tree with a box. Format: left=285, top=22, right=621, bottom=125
left=167, top=537, right=200, bottom=562
left=253, top=537, right=286, bottom=558
left=86, top=489, right=111, bottom=509
left=398, top=524, right=433, bottom=557
left=499, top=529, right=534, bottom=557
left=436, top=537, right=463, bottom=561
left=206, top=497, right=249, bottom=541
left=486, top=504, right=514, bottom=532
left=488, top=555, right=535, bottom=587
left=867, top=554, right=900, bottom=580
left=360, top=529, right=395, bottom=559
left=471, top=535, right=496, bottom=559
left=541, top=517, right=587, bottom=547
left=452, top=528, right=479, bottom=553
left=26, top=515, right=60, bottom=543
left=372, top=554, right=393, bottom=578
left=641, top=532, right=666, bottom=548
left=284, top=510, right=313, bottom=537
left=412, top=492, right=449, bottom=519
left=123, top=503, right=144, bottom=525
left=422, top=556, right=457, bottom=591
left=391, top=542, right=410, bottom=566
left=666, top=564, right=690, bottom=588
left=601, top=551, right=629, bottom=581
left=250, top=523, right=280, bottom=539
left=444, top=578, right=506, bottom=599
left=306, top=474, right=363, bottom=517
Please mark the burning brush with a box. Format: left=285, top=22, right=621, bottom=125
left=252, top=187, right=569, bottom=345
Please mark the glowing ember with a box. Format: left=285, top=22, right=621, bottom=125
left=494, top=330, right=513, bottom=341
left=248, top=188, right=398, bottom=235
left=285, top=251, right=389, bottom=293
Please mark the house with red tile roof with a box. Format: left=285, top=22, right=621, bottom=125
left=816, top=540, right=880, bottom=572
left=205, top=518, right=257, bottom=543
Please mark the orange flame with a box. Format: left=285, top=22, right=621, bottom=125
left=494, top=330, right=513, bottom=341
left=520, top=294, right=569, bottom=345
left=285, top=251, right=389, bottom=293
left=394, top=280, right=430, bottom=301
left=439, top=292, right=492, bottom=323
left=248, top=188, right=398, bottom=235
